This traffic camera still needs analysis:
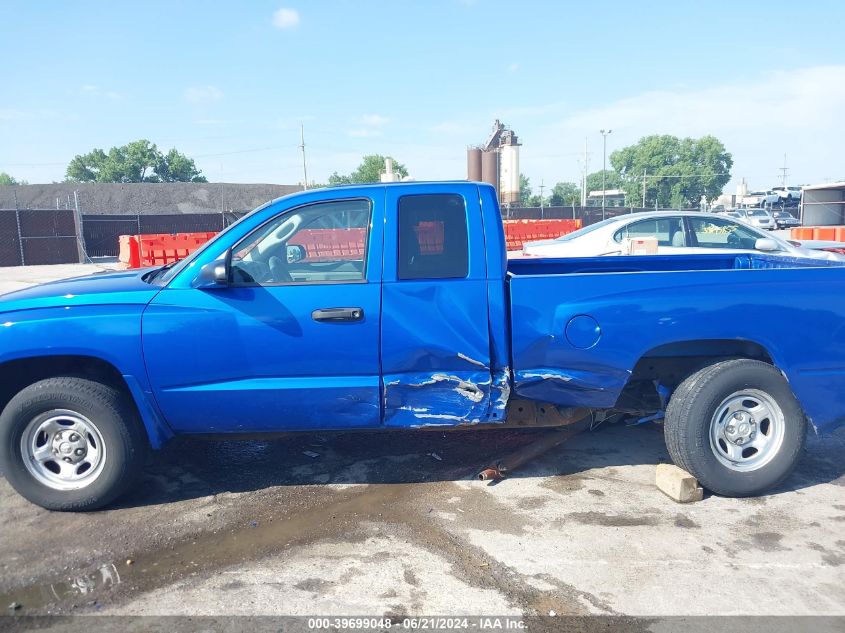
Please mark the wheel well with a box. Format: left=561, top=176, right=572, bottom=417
left=615, top=340, right=774, bottom=412
left=0, top=355, right=134, bottom=418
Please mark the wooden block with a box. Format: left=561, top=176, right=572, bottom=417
left=656, top=463, right=704, bottom=503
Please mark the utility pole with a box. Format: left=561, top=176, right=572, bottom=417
left=778, top=153, right=789, bottom=187
left=539, top=180, right=545, bottom=218
left=642, top=169, right=647, bottom=209
left=581, top=137, right=589, bottom=208
left=299, top=124, right=308, bottom=190
left=600, top=129, right=612, bottom=220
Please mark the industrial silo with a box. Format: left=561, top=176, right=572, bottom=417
left=481, top=150, right=499, bottom=197
left=499, top=143, right=520, bottom=205
left=467, top=148, right=482, bottom=182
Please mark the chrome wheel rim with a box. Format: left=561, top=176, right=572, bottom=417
left=20, top=409, right=107, bottom=491
left=709, top=389, right=785, bottom=472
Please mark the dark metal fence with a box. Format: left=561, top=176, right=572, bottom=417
left=80, top=212, right=244, bottom=258
left=0, top=209, right=79, bottom=266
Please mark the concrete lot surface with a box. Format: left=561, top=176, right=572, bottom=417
left=0, top=263, right=843, bottom=619
left=0, top=261, right=122, bottom=295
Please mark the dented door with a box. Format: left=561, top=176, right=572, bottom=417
left=380, top=184, right=495, bottom=427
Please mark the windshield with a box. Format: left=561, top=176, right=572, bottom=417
left=746, top=209, right=768, bottom=217
left=153, top=204, right=267, bottom=284
left=553, top=217, right=619, bottom=242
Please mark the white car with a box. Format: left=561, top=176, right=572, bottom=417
left=735, top=208, right=776, bottom=230
left=742, top=191, right=780, bottom=207
left=771, top=186, right=802, bottom=204
left=521, top=211, right=844, bottom=261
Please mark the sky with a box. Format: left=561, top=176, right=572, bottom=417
left=2, top=0, right=845, bottom=196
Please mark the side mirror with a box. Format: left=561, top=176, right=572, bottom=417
left=754, top=238, right=781, bottom=252
left=286, top=244, right=306, bottom=263
left=193, top=258, right=229, bottom=288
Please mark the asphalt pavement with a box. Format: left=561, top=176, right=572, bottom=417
left=0, top=262, right=843, bottom=621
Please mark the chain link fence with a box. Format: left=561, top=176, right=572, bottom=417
left=0, top=208, right=80, bottom=266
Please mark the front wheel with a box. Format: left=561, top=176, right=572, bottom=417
left=0, top=377, right=147, bottom=511
left=664, top=359, right=806, bottom=497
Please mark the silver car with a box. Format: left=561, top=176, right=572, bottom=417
left=736, top=208, right=776, bottom=230
left=521, top=211, right=844, bottom=261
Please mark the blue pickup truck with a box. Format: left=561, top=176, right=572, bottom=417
left=0, top=182, right=843, bottom=510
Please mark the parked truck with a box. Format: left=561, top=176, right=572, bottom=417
left=1, top=182, right=843, bottom=510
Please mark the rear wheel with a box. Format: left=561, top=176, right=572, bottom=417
left=0, top=377, right=146, bottom=511
left=664, top=359, right=806, bottom=497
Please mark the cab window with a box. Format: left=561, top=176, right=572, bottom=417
left=397, top=194, right=468, bottom=280
left=230, top=199, right=371, bottom=285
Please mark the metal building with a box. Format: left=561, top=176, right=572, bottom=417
left=801, top=182, right=845, bottom=226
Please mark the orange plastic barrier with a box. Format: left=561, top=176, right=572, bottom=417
left=502, top=219, right=582, bottom=251
left=813, top=227, right=837, bottom=241
left=118, top=235, right=141, bottom=269
left=790, top=227, right=814, bottom=240
left=118, top=219, right=583, bottom=269
left=119, top=232, right=216, bottom=268
left=790, top=226, right=845, bottom=242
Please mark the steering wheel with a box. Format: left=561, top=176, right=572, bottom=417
left=268, top=256, right=292, bottom=282
left=727, top=231, right=742, bottom=248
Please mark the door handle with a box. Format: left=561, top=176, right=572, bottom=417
left=311, top=307, right=364, bottom=322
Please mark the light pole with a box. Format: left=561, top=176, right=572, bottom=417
left=600, top=129, right=612, bottom=219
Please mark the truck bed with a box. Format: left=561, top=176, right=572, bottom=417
left=507, top=253, right=845, bottom=276
left=507, top=253, right=845, bottom=432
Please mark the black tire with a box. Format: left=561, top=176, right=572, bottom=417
left=0, top=377, right=147, bottom=511
left=664, top=359, right=806, bottom=497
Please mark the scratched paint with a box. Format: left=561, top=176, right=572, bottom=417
left=456, top=353, right=488, bottom=368
left=383, top=371, right=493, bottom=428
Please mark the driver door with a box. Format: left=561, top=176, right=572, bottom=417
left=142, top=196, right=384, bottom=433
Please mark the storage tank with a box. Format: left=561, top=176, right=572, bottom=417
left=499, top=144, right=520, bottom=205
left=467, top=148, right=482, bottom=181
left=481, top=150, right=499, bottom=196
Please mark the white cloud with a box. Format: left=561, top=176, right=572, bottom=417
left=347, top=128, right=381, bottom=138
left=429, top=121, right=473, bottom=135
left=361, top=114, right=389, bottom=126
left=0, top=108, right=32, bottom=121
left=558, top=66, right=845, bottom=136
left=520, top=65, right=845, bottom=190
left=346, top=114, right=390, bottom=138
left=272, top=115, right=316, bottom=131
left=183, top=85, right=224, bottom=104
left=80, top=85, right=123, bottom=100
left=272, top=8, right=300, bottom=29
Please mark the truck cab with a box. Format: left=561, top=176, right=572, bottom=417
left=142, top=182, right=510, bottom=433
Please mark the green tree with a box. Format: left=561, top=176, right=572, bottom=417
left=0, top=172, right=27, bottom=185
left=549, top=181, right=580, bottom=206
left=585, top=169, right=623, bottom=195
left=519, top=174, right=533, bottom=205
left=66, top=139, right=206, bottom=183
left=610, top=134, right=732, bottom=208
left=328, top=155, right=408, bottom=185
